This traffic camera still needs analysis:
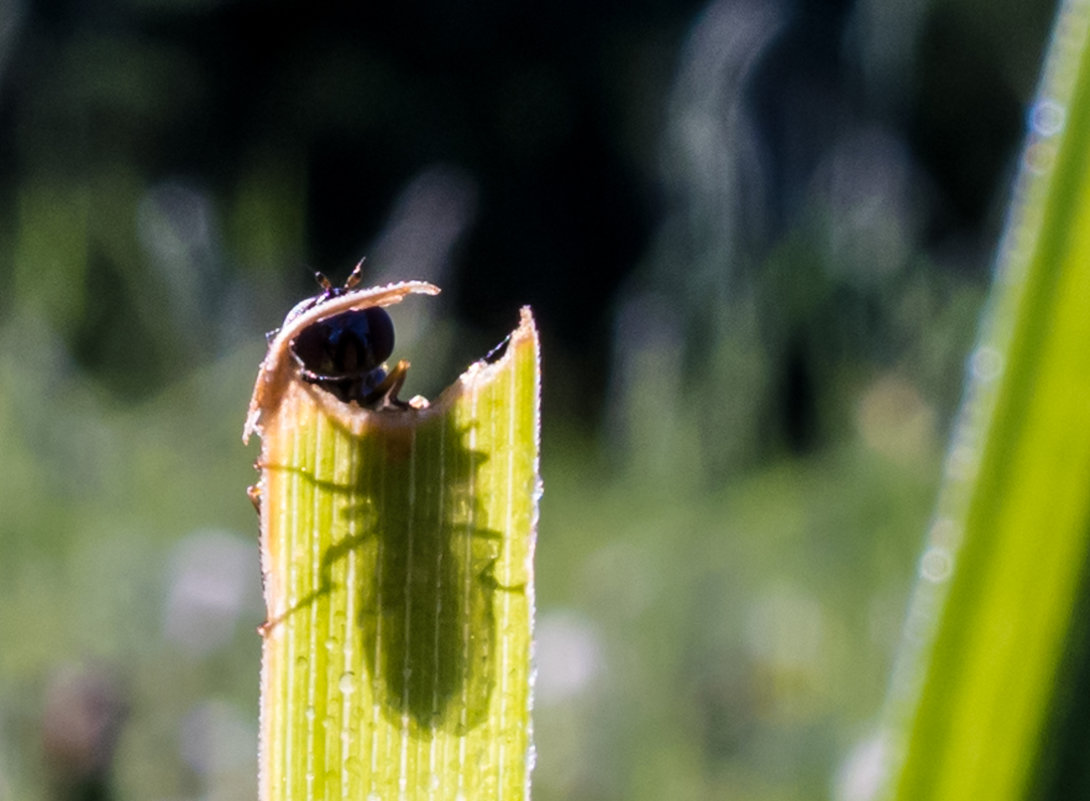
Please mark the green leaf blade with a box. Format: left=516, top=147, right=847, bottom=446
left=251, top=300, right=539, bottom=801
left=880, top=3, right=1090, bottom=799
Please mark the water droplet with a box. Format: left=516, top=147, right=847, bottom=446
left=920, top=546, right=954, bottom=582
left=339, top=671, right=356, bottom=695
left=526, top=742, right=538, bottom=772
left=295, top=656, right=309, bottom=671
left=304, top=705, right=316, bottom=721
left=366, top=793, right=382, bottom=801
left=325, top=636, right=339, bottom=652
left=970, top=345, right=1003, bottom=382
left=1031, top=99, right=1065, bottom=137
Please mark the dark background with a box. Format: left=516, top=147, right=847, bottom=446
left=0, top=0, right=1057, bottom=799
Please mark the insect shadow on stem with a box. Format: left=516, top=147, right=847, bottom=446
left=268, top=413, right=521, bottom=737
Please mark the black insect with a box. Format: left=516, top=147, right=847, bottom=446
left=288, top=263, right=409, bottom=408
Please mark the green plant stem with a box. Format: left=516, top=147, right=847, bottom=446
left=878, top=2, right=1090, bottom=798
left=249, top=300, right=539, bottom=801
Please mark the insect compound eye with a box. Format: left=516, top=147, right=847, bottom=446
left=291, top=306, right=396, bottom=380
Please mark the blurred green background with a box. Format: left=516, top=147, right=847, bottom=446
left=0, top=0, right=1059, bottom=799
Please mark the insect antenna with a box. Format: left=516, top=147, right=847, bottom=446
left=344, top=258, right=366, bottom=289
